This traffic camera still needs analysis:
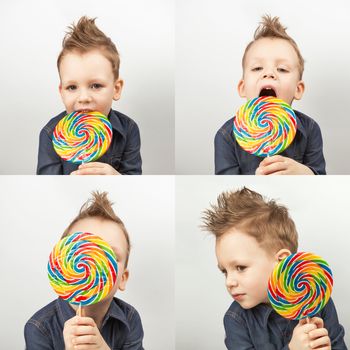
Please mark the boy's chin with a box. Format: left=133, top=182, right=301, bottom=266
left=235, top=299, right=260, bottom=310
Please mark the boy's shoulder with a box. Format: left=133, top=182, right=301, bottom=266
left=113, top=296, right=142, bottom=323
left=293, top=109, right=321, bottom=135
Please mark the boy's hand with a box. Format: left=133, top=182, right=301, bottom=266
left=289, top=318, right=331, bottom=350
left=288, top=319, right=317, bottom=350
left=255, top=155, right=314, bottom=175
left=70, top=162, right=120, bottom=175
left=308, top=317, right=332, bottom=350
left=63, top=316, right=111, bottom=350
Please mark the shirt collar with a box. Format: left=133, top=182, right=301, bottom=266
left=294, top=110, right=307, bottom=138
left=56, top=297, right=130, bottom=331
left=107, top=109, right=127, bottom=138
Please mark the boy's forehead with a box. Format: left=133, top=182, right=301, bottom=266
left=67, top=218, right=128, bottom=257
left=216, top=228, right=269, bottom=257
left=244, top=38, right=299, bottom=65
left=59, top=50, right=114, bottom=78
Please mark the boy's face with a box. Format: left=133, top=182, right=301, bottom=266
left=215, top=228, right=289, bottom=309
left=238, top=38, right=304, bottom=105
left=59, top=50, right=123, bottom=117
left=67, top=217, right=129, bottom=297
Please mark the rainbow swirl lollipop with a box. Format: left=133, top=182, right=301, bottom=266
left=233, top=96, right=297, bottom=157
left=268, top=252, right=333, bottom=320
left=48, top=232, right=118, bottom=306
left=53, top=111, right=112, bottom=163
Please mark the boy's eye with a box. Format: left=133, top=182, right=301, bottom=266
left=252, top=67, right=262, bottom=72
left=91, top=83, right=103, bottom=89
left=277, top=67, right=289, bottom=73
left=236, top=265, right=247, bottom=272
left=66, top=85, right=77, bottom=91
left=220, top=268, right=227, bottom=276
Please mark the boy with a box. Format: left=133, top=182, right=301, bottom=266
left=202, top=188, right=347, bottom=349
left=215, top=15, right=326, bottom=175
left=37, top=17, right=142, bottom=175
left=25, top=192, right=144, bottom=349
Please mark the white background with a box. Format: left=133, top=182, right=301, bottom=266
left=176, top=176, right=350, bottom=349
left=0, top=0, right=174, bottom=174
left=0, top=176, right=175, bottom=349
left=176, top=0, right=350, bottom=174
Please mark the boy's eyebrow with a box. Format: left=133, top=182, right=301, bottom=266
left=218, top=259, right=244, bottom=270
left=217, top=264, right=225, bottom=271
left=248, top=57, right=293, bottom=64
left=61, top=80, right=77, bottom=85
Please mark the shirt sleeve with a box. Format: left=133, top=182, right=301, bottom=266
left=118, top=121, right=142, bottom=175
left=36, top=127, right=63, bottom=175
left=303, top=120, right=326, bottom=175
left=322, top=298, right=348, bottom=350
left=214, top=126, right=240, bottom=175
left=122, top=308, right=144, bottom=350
left=24, top=321, right=54, bottom=350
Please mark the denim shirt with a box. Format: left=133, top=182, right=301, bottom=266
left=24, top=297, right=144, bottom=350
left=215, top=110, right=326, bottom=175
left=37, top=109, right=142, bottom=175
left=224, top=298, right=347, bottom=350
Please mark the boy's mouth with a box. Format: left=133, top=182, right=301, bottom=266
left=232, top=293, right=245, bottom=301
left=259, top=87, right=277, bottom=98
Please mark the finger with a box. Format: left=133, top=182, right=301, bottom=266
left=298, top=318, right=308, bottom=326
left=300, top=323, right=317, bottom=333
left=75, top=316, right=96, bottom=327
left=309, top=327, right=328, bottom=340
left=64, top=316, right=79, bottom=327
left=310, top=335, right=331, bottom=349
left=73, top=344, right=98, bottom=350
left=78, top=162, right=105, bottom=169
left=259, top=161, right=287, bottom=175
left=309, top=317, right=324, bottom=329
left=72, top=334, right=98, bottom=345
left=259, top=155, right=284, bottom=166
left=266, top=170, right=287, bottom=175
left=73, top=325, right=97, bottom=336
left=255, top=166, right=264, bottom=175
left=74, top=168, right=106, bottom=175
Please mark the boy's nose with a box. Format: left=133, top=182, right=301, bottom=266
left=262, top=71, right=276, bottom=79
left=78, top=90, right=92, bottom=103
left=225, top=274, right=238, bottom=289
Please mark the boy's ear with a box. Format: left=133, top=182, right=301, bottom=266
left=274, top=249, right=292, bottom=263
left=294, top=80, right=305, bottom=100
left=59, top=84, right=63, bottom=97
left=118, top=268, right=129, bottom=291
left=113, top=79, right=124, bottom=101
left=237, top=79, right=246, bottom=98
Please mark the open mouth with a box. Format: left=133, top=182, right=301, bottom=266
left=259, top=87, right=277, bottom=98
left=77, top=109, right=93, bottom=113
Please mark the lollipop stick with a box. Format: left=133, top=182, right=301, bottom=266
left=77, top=303, right=82, bottom=317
